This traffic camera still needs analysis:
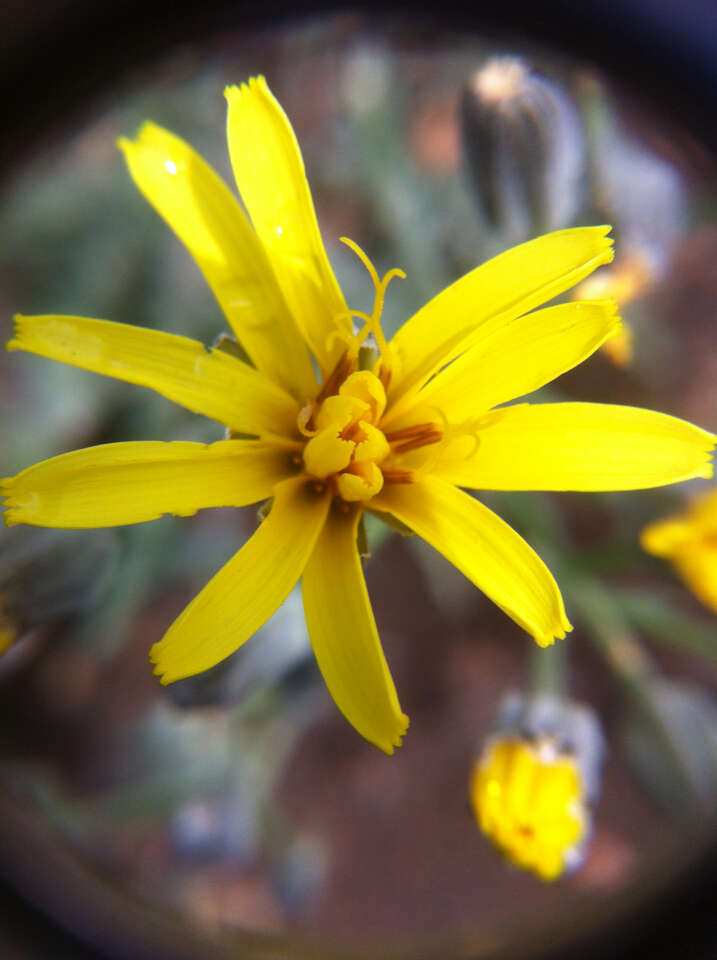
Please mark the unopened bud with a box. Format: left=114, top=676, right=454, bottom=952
left=0, top=526, right=117, bottom=654
left=461, top=57, right=585, bottom=241
left=470, top=692, right=604, bottom=880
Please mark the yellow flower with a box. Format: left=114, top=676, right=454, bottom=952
left=2, top=77, right=715, bottom=754
left=571, top=248, right=654, bottom=368
left=641, top=487, right=717, bottom=614
left=0, top=599, right=15, bottom=656
left=470, top=736, right=587, bottom=881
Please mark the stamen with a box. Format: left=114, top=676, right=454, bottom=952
left=382, top=468, right=414, bottom=484
left=386, top=422, right=444, bottom=454
left=315, top=351, right=357, bottom=405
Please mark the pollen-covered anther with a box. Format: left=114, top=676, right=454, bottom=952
left=381, top=468, right=414, bottom=484
left=315, top=351, right=357, bottom=406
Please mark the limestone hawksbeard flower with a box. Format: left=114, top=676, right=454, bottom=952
left=470, top=693, right=603, bottom=880
left=2, top=77, right=715, bottom=753
left=471, top=736, right=588, bottom=881
left=641, top=488, right=717, bottom=614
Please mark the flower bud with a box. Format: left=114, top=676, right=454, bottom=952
left=461, top=57, right=585, bottom=241
left=470, top=692, right=604, bottom=880
left=0, top=526, right=117, bottom=655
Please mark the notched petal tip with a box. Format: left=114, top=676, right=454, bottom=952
left=378, top=712, right=410, bottom=756
left=696, top=432, right=716, bottom=479
left=596, top=297, right=620, bottom=320
left=117, top=121, right=174, bottom=158
left=115, top=135, right=132, bottom=155
left=6, top=313, right=27, bottom=351
left=533, top=617, right=573, bottom=649
left=593, top=226, right=614, bottom=260
left=0, top=479, right=19, bottom=525
left=149, top=643, right=174, bottom=685
left=226, top=74, right=269, bottom=105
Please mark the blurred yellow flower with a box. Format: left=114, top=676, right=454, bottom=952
left=641, top=488, right=717, bottom=614
left=571, top=248, right=654, bottom=367
left=470, top=736, right=587, bottom=881
left=2, top=77, right=715, bottom=753
left=0, top=600, right=15, bottom=656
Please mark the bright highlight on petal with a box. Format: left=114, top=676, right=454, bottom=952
left=8, top=314, right=299, bottom=438
left=374, top=477, right=571, bottom=647
left=1, top=440, right=289, bottom=528
left=150, top=477, right=330, bottom=684
left=436, top=403, right=716, bottom=492
left=303, top=504, right=409, bottom=754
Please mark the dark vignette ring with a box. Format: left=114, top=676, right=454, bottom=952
left=0, top=1, right=716, bottom=958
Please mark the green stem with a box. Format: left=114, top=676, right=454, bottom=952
left=528, top=639, right=567, bottom=699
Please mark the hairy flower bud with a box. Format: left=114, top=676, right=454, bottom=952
left=0, top=526, right=117, bottom=655
left=461, top=57, right=585, bottom=241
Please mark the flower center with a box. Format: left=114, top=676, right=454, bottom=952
left=298, top=238, right=443, bottom=503
left=302, top=371, right=391, bottom=502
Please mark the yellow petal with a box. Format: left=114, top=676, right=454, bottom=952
left=373, top=477, right=571, bottom=647
left=302, top=503, right=409, bottom=753
left=600, top=321, right=634, bottom=368
left=225, top=77, right=350, bottom=375
left=691, top=488, right=717, bottom=524
left=8, top=314, right=299, bottom=437
left=2, top=440, right=291, bottom=528
left=385, top=227, right=614, bottom=419
left=412, top=300, right=620, bottom=423
left=640, top=517, right=694, bottom=558
left=118, top=123, right=316, bottom=399
left=671, top=545, right=717, bottom=614
left=150, top=476, right=330, bottom=683
left=435, top=403, right=716, bottom=491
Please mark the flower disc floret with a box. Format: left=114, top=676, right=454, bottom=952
left=302, top=371, right=393, bottom=502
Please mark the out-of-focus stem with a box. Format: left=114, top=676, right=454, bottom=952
left=528, top=640, right=566, bottom=700
left=568, top=573, right=706, bottom=809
